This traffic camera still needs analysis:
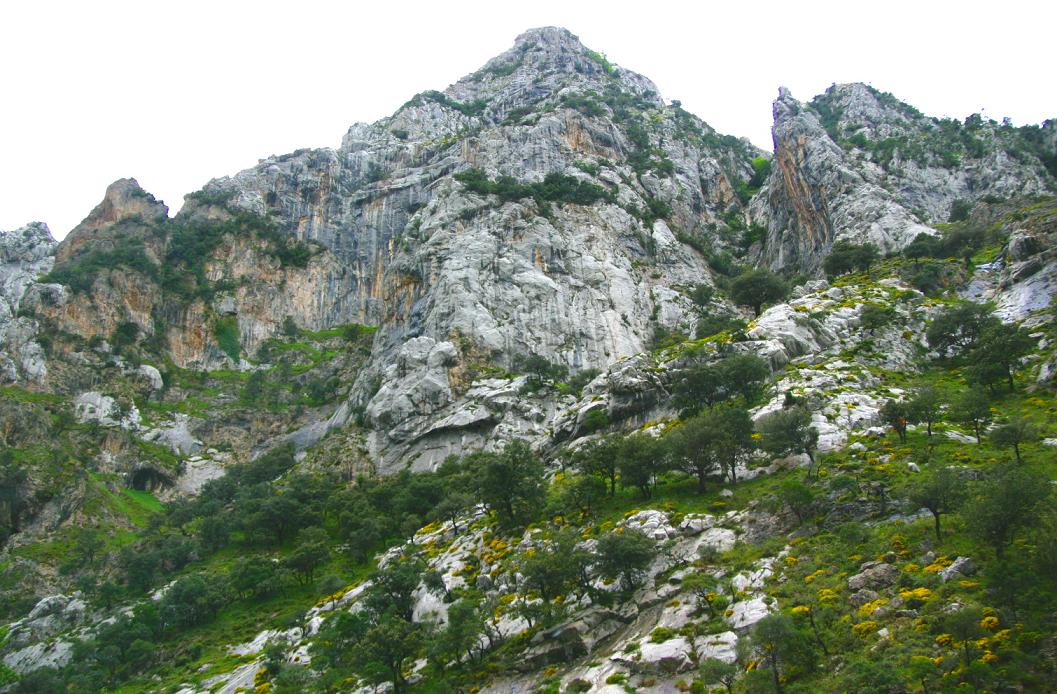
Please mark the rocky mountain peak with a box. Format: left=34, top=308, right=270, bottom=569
left=0, top=222, right=56, bottom=265
left=511, top=26, right=584, bottom=53
left=772, top=86, right=803, bottom=129
left=57, top=178, right=168, bottom=262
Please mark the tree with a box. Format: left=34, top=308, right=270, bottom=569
left=756, top=406, right=819, bottom=468
left=475, top=440, right=545, bottom=528
left=739, top=613, right=817, bottom=694
left=672, top=361, right=725, bottom=415
left=966, top=323, right=1035, bottom=390
left=730, top=269, right=789, bottom=316
left=572, top=436, right=621, bottom=497
left=672, top=353, right=768, bottom=415
left=617, top=433, right=664, bottom=499
left=431, top=491, right=474, bottom=533
left=926, top=303, right=999, bottom=358
left=319, top=609, right=426, bottom=694
left=681, top=572, right=728, bottom=619
left=699, top=657, right=738, bottom=693
left=665, top=413, right=723, bottom=494
left=197, top=514, right=230, bottom=552
left=158, top=573, right=228, bottom=630
left=688, top=283, right=714, bottom=309
left=990, top=416, right=1037, bottom=463
left=880, top=399, right=911, bottom=443
left=908, top=467, right=965, bottom=540
left=230, top=556, right=283, bottom=599
left=281, top=316, right=300, bottom=338
left=943, top=606, right=986, bottom=669
left=595, top=530, right=657, bottom=593
left=364, top=554, right=427, bottom=623
left=823, top=241, right=879, bottom=277
left=951, top=388, right=992, bottom=443
left=907, top=385, right=943, bottom=437
left=284, top=527, right=331, bottom=585
left=432, top=597, right=486, bottom=666
left=518, top=354, right=568, bottom=388
left=964, top=465, right=1050, bottom=559
left=551, top=473, right=606, bottom=516
left=859, top=303, right=896, bottom=333
left=712, top=404, right=755, bottom=484
left=667, top=404, right=754, bottom=491
left=777, top=479, right=816, bottom=526
left=520, top=536, right=579, bottom=602
left=718, top=353, right=771, bottom=403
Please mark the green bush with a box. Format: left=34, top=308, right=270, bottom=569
left=650, top=626, right=677, bottom=643
left=453, top=169, right=614, bottom=208
left=213, top=316, right=241, bottom=363
left=45, top=240, right=157, bottom=293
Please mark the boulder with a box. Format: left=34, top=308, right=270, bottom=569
left=695, top=631, right=739, bottom=664
left=847, top=561, right=898, bottom=591
left=727, top=596, right=772, bottom=630
left=614, top=636, right=695, bottom=674
left=849, top=588, right=881, bottom=608
left=940, top=556, right=976, bottom=583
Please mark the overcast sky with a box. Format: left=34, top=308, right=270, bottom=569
left=2, top=0, right=1053, bottom=239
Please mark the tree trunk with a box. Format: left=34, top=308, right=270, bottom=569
left=932, top=510, right=942, bottom=540
left=770, top=651, right=784, bottom=694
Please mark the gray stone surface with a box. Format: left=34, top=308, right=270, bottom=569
left=751, top=84, right=1050, bottom=274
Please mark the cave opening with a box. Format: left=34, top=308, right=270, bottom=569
left=128, top=468, right=171, bottom=492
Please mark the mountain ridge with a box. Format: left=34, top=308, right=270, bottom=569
left=1, top=26, right=1056, bottom=694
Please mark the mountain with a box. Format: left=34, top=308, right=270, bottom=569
left=752, top=83, right=1055, bottom=272
left=1, top=26, right=1057, bottom=694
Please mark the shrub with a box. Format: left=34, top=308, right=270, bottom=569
left=948, top=199, right=973, bottom=222
left=213, top=316, right=241, bottom=363
left=45, top=240, right=157, bottom=293
left=579, top=408, right=610, bottom=435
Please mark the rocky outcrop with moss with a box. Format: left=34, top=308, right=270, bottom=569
left=752, top=84, right=1055, bottom=273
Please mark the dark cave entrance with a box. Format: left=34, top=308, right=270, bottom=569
left=128, top=468, right=171, bottom=493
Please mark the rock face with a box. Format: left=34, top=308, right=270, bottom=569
left=186, top=26, right=761, bottom=463
left=56, top=178, right=169, bottom=263
left=0, top=223, right=56, bottom=383
left=752, top=84, right=1053, bottom=273
left=0, top=27, right=1054, bottom=472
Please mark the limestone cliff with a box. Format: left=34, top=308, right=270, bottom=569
left=752, top=84, right=1055, bottom=272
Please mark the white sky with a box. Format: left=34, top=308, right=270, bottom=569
left=1, top=0, right=1053, bottom=239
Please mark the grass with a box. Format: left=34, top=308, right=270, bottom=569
left=0, top=385, right=66, bottom=405
left=121, top=488, right=165, bottom=514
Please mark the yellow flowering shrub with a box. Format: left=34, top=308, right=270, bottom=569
left=792, top=605, right=811, bottom=615
left=852, top=621, right=879, bottom=636
left=858, top=598, right=889, bottom=617
left=898, top=587, right=933, bottom=601
left=818, top=588, right=839, bottom=604
left=923, top=556, right=953, bottom=574
left=935, top=634, right=952, bottom=646
left=980, top=615, right=1000, bottom=631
